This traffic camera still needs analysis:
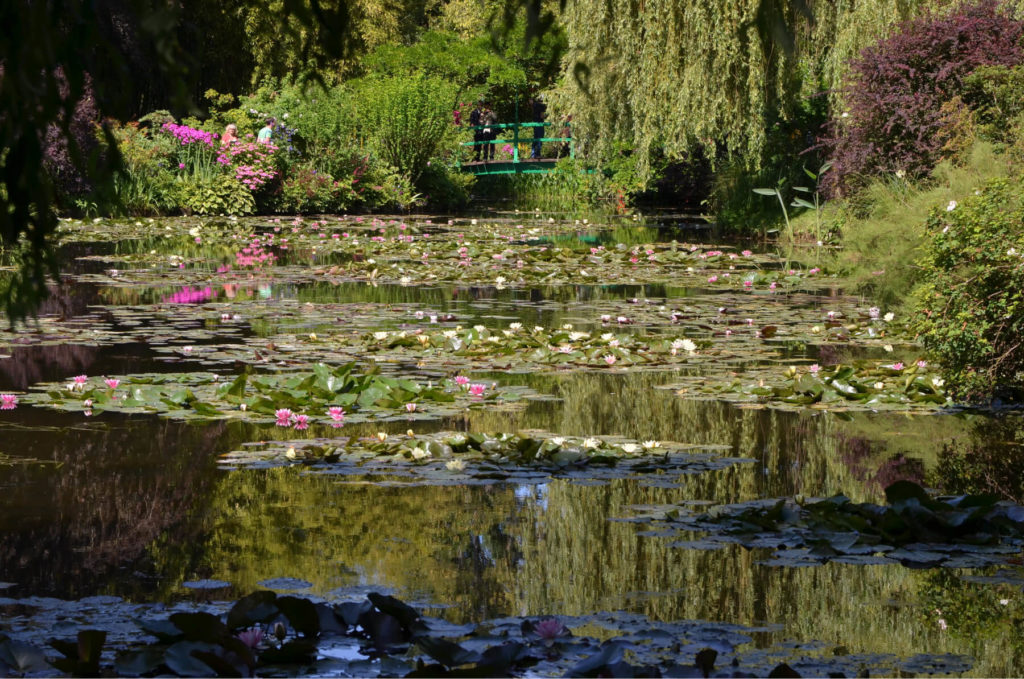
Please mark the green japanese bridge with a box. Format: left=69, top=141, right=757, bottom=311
left=459, top=121, right=572, bottom=175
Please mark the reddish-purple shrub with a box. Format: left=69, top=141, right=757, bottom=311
left=822, top=0, right=1024, bottom=196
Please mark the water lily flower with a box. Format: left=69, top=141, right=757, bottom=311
left=707, top=275, right=718, bottom=283
left=0, top=394, right=17, bottom=410
left=916, top=360, right=927, bottom=368
left=73, top=375, right=88, bottom=388
left=373, top=331, right=389, bottom=340
left=405, top=403, right=417, bottom=412
left=604, top=355, right=617, bottom=365
left=869, top=307, right=880, bottom=319
left=376, top=432, right=388, bottom=441
left=509, top=322, right=522, bottom=331
left=874, top=382, right=885, bottom=390
left=600, top=314, right=611, bottom=322
left=182, top=346, right=193, bottom=354
left=641, top=440, right=660, bottom=449
left=601, top=333, right=615, bottom=342
left=569, top=331, right=589, bottom=341
left=105, top=378, right=120, bottom=390
left=609, top=339, right=620, bottom=348
left=83, top=399, right=93, bottom=408
left=275, top=409, right=293, bottom=426
left=742, top=250, right=752, bottom=256
left=891, top=362, right=904, bottom=371
left=743, top=280, right=753, bottom=288
left=932, top=377, right=945, bottom=388
left=884, top=312, right=895, bottom=322
left=236, top=627, right=264, bottom=649
left=809, top=364, right=820, bottom=374
left=582, top=437, right=601, bottom=449
left=621, top=443, right=640, bottom=454
left=468, top=383, right=486, bottom=396
left=454, top=376, right=470, bottom=387
left=445, top=459, right=465, bottom=471
left=411, top=446, right=430, bottom=460
left=809, top=267, right=821, bottom=274
left=327, top=406, right=345, bottom=422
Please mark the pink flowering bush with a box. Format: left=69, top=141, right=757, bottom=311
left=217, top=141, right=279, bottom=191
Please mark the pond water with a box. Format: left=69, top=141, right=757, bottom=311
left=1, top=212, right=1023, bottom=676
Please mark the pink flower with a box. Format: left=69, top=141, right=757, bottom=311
left=83, top=399, right=93, bottom=407
left=891, top=362, right=904, bottom=371
left=454, top=376, right=470, bottom=387
left=604, top=355, right=616, bottom=365
left=405, top=403, right=417, bottom=412
left=468, top=383, right=486, bottom=397
left=809, top=267, right=821, bottom=275
left=742, top=250, right=752, bottom=257
left=809, top=364, right=820, bottom=374
left=743, top=280, right=753, bottom=288
left=178, top=163, right=185, bottom=169
left=104, top=378, right=120, bottom=390
left=236, top=627, right=264, bottom=649
left=769, top=282, right=777, bottom=289
left=707, top=275, right=718, bottom=283
left=293, top=414, right=309, bottom=430
left=534, top=618, right=567, bottom=640
left=73, top=375, right=88, bottom=385
left=917, top=360, right=928, bottom=368
left=327, top=406, right=345, bottom=422
left=0, top=394, right=17, bottom=410
left=275, top=408, right=293, bottom=426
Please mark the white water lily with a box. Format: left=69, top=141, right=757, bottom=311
left=443, top=330, right=457, bottom=338
left=376, top=432, right=388, bottom=441
left=509, top=322, right=523, bottom=331
left=641, top=440, right=660, bottom=449
left=502, top=329, right=514, bottom=337
left=621, top=443, right=641, bottom=454
left=582, top=437, right=601, bottom=449
left=932, top=377, right=945, bottom=388
left=874, top=382, right=885, bottom=390
left=883, top=344, right=894, bottom=352
left=416, top=335, right=431, bottom=346
left=473, top=325, right=486, bottom=333
left=445, top=459, right=466, bottom=471
left=451, top=339, right=463, bottom=350
left=411, top=447, right=430, bottom=460
left=569, top=331, right=589, bottom=341
left=495, top=276, right=507, bottom=286
left=550, top=437, right=566, bottom=446
left=285, top=446, right=296, bottom=459
left=562, top=324, right=573, bottom=330
left=601, top=333, right=615, bottom=341
left=399, top=276, right=412, bottom=285
left=373, top=331, right=389, bottom=340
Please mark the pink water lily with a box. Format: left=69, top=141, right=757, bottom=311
left=534, top=618, right=567, bottom=640
left=809, top=364, right=820, bottom=374
left=275, top=408, right=293, bottom=426
left=327, top=406, right=345, bottom=422
left=891, top=362, right=905, bottom=371
left=405, top=403, right=417, bottom=412
left=73, top=375, right=88, bottom=385
left=104, top=378, right=120, bottom=390
left=0, top=394, right=17, bottom=410
left=454, top=375, right=470, bottom=387
left=292, top=414, right=309, bottom=430
left=236, top=627, right=264, bottom=649
left=468, top=383, right=486, bottom=397
left=604, top=355, right=616, bottom=365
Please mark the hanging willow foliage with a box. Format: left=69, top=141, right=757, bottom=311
left=551, top=0, right=1024, bottom=179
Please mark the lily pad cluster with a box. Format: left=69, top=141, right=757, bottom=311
left=23, top=363, right=527, bottom=424
left=665, top=361, right=951, bottom=412
left=626, top=481, right=1024, bottom=569
left=221, top=431, right=751, bottom=487
left=0, top=589, right=974, bottom=678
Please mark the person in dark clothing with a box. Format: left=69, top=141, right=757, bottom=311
left=482, top=106, right=498, bottom=161
left=530, top=97, right=546, bottom=159
left=469, top=102, right=485, bottom=161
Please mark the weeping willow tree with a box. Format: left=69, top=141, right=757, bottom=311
left=550, top=0, right=1002, bottom=180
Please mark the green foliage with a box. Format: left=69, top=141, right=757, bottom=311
left=963, top=64, right=1024, bottom=146
left=275, top=163, right=359, bottom=213
left=912, top=177, right=1024, bottom=400
left=829, top=142, right=1011, bottom=309
left=357, top=74, right=459, bottom=183
left=177, top=174, right=256, bottom=216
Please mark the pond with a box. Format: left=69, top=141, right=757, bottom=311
left=0, top=211, right=1022, bottom=677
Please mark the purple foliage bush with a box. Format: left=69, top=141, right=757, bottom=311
left=822, top=0, right=1024, bottom=196
left=42, top=70, right=103, bottom=200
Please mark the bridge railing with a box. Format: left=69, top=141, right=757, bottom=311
left=460, top=121, right=573, bottom=163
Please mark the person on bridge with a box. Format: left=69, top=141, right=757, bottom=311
left=469, top=101, right=484, bottom=162
left=482, top=105, right=498, bottom=161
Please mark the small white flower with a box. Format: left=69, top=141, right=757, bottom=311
left=1008, top=248, right=1018, bottom=257
left=373, top=331, right=389, bottom=340
left=473, top=325, right=486, bottom=333
left=874, top=382, right=885, bottom=390
left=932, top=377, right=945, bottom=388
left=562, top=324, right=573, bottom=330
left=534, top=326, right=545, bottom=333
left=569, top=331, right=589, bottom=341
left=411, top=446, right=430, bottom=460
left=884, top=312, right=895, bottom=322
left=502, top=330, right=514, bottom=337
left=582, top=437, right=601, bottom=449
left=550, top=437, right=565, bottom=446
left=946, top=200, right=957, bottom=212
left=509, top=322, right=523, bottom=331
left=601, top=333, right=615, bottom=341
left=641, top=440, right=660, bottom=449
left=621, top=443, right=641, bottom=454
left=445, top=459, right=466, bottom=471
left=443, top=330, right=457, bottom=338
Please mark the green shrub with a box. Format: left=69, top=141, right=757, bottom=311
left=912, top=177, right=1024, bottom=400
left=356, top=74, right=459, bottom=184
left=275, top=163, right=359, bottom=213
left=177, top=174, right=255, bottom=216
